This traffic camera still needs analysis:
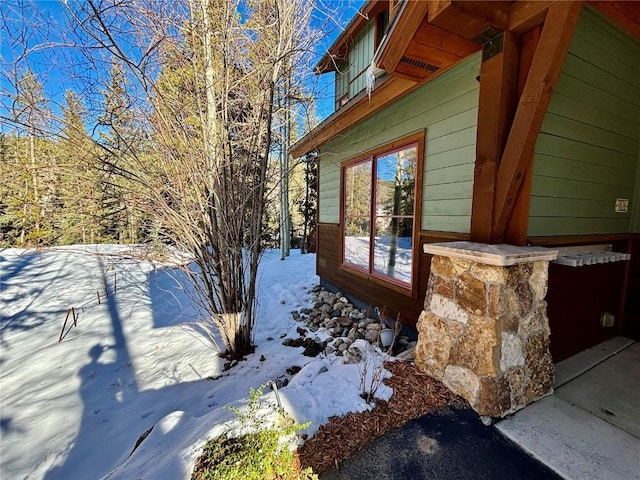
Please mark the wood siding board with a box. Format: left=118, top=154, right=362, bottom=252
left=424, top=180, right=475, bottom=200
left=547, top=93, right=639, bottom=140
left=528, top=216, right=631, bottom=236
left=352, top=76, right=479, bottom=137
left=529, top=197, right=631, bottom=218
left=535, top=134, right=637, bottom=172
left=563, top=54, right=640, bottom=101
left=570, top=33, right=640, bottom=87
left=533, top=155, right=636, bottom=186
left=575, top=8, right=640, bottom=73
left=424, top=107, right=479, bottom=142
left=531, top=176, right=635, bottom=200
left=541, top=113, right=638, bottom=156
left=423, top=198, right=472, bottom=216
left=349, top=21, right=376, bottom=99
left=560, top=56, right=640, bottom=107
left=423, top=163, right=475, bottom=185
left=555, top=70, right=640, bottom=125
left=422, top=215, right=471, bottom=232
left=425, top=144, right=476, bottom=171
left=427, top=126, right=477, bottom=155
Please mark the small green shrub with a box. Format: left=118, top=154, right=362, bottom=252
left=191, top=385, right=317, bottom=480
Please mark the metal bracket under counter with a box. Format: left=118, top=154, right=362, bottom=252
left=552, top=244, right=631, bottom=267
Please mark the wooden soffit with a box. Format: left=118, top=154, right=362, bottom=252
left=377, top=4, right=480, bottom=81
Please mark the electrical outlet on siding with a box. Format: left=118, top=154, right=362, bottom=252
left=615, top=198, right=629, bottom=213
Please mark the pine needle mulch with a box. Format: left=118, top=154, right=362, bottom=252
left=297, top=361, right=463, bottom=474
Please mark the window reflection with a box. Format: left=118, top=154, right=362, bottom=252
left=342, top=142, right=417, bottom=286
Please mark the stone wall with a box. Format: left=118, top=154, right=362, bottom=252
left=415, top=251, right=555, bottom=417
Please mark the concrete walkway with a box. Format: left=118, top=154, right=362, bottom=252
left=497, top=337, right=640, bottom=480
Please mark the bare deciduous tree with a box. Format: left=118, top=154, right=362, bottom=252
left=1, top=0, right=347, bottom=360
left=66, top=0, right=317, bottom=359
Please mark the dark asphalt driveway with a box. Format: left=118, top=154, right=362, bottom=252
left=320, top=406, right=561, bottom=480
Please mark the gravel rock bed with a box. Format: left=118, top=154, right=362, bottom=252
left=287, top=286, right=416, bottom=363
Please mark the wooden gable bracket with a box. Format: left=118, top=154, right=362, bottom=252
left=470, top=28, right=519, bottom=244
left=491, top=1, right=583, bottom=244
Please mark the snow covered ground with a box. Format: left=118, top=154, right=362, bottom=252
left=0, top=245, right=391, bottom=480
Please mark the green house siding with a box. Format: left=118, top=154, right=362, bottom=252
left=529, top=7, right=640, bottom=236
left=335, top=21, right=376, bottom=107
left=318, top=53, right=481, bottom=232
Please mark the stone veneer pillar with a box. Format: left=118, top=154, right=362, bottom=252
left=415, top=242, right=559, bottom=418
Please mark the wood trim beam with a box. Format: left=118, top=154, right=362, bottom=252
left=470, top=31, right=519, bottom=243
left=508, top=1, right=556, bottom=34
left=492, top=1, right=583, bottom=243
left=456, top=1, right=509, bottom=30
left=377, top=1, right=431, bottom=74
left=504, top=25, right=541, bottom=245
left=428, top=0, right=507, bottom=40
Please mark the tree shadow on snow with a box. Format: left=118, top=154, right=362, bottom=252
left=43, top=258, right=219, bottom=480
left=0, top=250, right=79, bottom=347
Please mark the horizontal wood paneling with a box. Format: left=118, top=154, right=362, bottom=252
left=317, top=53, right=480, bottom=229
left=428, top=126, right=477, bottom=155
left=540, top=114, right=637, bottom=155
left=423, top=163, right=475, bottom=185
left=528, top=217, right=631, bottom=236
left=554, top=67, right=640, bottom=124
left=531, top=176, right=634, bottom=201
left=528, top=7, right=640, bottom=237
left=533, top=155, right=634, bottom=188
left=535, top=134, right=637, bottom=172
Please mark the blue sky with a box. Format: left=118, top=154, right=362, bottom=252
left=1, top=0, right=365, bottom=131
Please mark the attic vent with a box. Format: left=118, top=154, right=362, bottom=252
left=399, top=56, right=439, bottom=73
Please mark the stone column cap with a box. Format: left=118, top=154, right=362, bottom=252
left=423, top=241, right=559, bottom=266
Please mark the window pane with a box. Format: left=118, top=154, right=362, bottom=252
left=344, top=218, right=370, bottom=269
left=344, top=160, right=372, bottom=270
left=376, top=147, right=416, bottom=217
left=345, top=160, right=372, bottom=218
left=373, top=218, right=413, bottom=283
